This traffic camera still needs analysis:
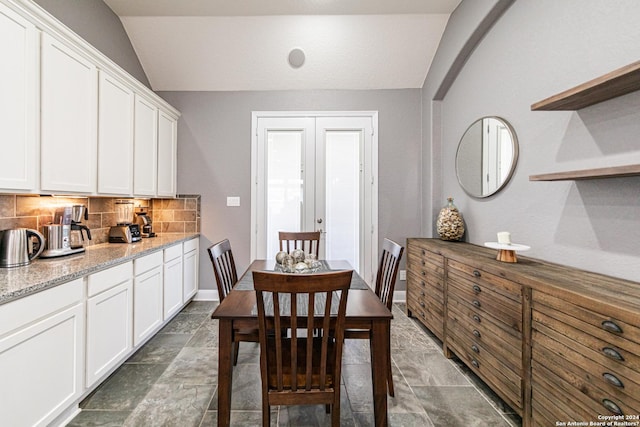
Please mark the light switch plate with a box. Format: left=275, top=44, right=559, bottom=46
left=399, top=270, right=406, bottom=281
left=226, top=196, right=240, bottom=207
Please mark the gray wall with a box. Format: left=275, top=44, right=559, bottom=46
left=424, top=0, right=640, bottom=281
left=159, top=90, right=422, bottom=291
left=34, top=0, right=150, bottom=87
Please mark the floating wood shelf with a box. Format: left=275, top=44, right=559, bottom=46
left=531, top=60, right=640, bottom=110
left=529, top=164, right=640, bottom=181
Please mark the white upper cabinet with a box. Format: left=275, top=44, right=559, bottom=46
left=133, top=94, right=158, bottom=196
left=40, top=33, right=97, bottom=193
left=0, top=4, right=37, bottom=191
left=157, top=109, right=178, bottom=197
left=98, top=71, right=134, bottom=195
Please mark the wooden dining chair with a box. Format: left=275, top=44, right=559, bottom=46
left=278, top=231, right=321, bottom=258
left=207, top=239, right=259, bottom=365
left=253, top=270, right=352, bottom=427
left=344, top=238, right=404, bottom=396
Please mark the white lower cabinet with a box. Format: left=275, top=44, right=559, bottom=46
left=183, top=237, right=199, bottom=301
left=133, top=251, right=164, bottom=346
left=0, top=279, right=83, bottom=427
left=86, top=262, right=133, bottom=388
left=164, top=244, right=184, bottom=320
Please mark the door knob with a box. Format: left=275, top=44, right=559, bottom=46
left=317, top=218, right=323, bottom=224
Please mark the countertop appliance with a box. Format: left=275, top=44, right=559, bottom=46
left=109, top=200, right=141, bottom=243
left=108, top=224, right=141, bottom=243
left=0, top=228, right=45, bottom=267
left=41, top=207, right=86, bottom=258
left=135, top=207, right=155, bottom=237
left=70, top=204, right=92, bottom=249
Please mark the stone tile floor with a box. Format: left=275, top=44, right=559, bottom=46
left=69, top=301, right=522, bottom=426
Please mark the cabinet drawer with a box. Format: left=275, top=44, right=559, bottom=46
left=533, top=289, right=640, bottom=350
left=134, top=250, right=163, bottom=275
left=532, top=330, right=640, bottom=416
left=87, top=261, right=132, bottom=297
left=164, top=243, right=182, bottom=262
left=407, top=294, right=443, bottom=339
left=447, top=259, right=521, bottom=303
left=447, top=326, right=522, bottom=411
left=447, top=297, right=521, bottom=371
left=448, top=287, right=522, bottom=342
left=407, top=270, right=444, bottom=305
left=407, top=245, right=444, bottom=277
left=448, top=271, right=521, bottom=333
left=183, top=237, right=198, bottom=253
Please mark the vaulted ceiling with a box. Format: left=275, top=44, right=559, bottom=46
left=102, top=0, right=461, bottom=91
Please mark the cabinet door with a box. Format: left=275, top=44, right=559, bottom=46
left=86, top=279, right=133, bottom=387
left=157, top=109, right=177, bottom=197
left=183, top=239, right=199, bottom=301
left=0, top=303, right=83, bottom=427
left=98, top=71, right=134, bottom=195
left=133, top=94, right=158, bottom=196
left=40, top=33, right=97, bottom=193
left=164, top=254, right=183, bottom=320
left=133, top=265, right=163, bottom=346
left=0, top=4, right=37, bottom=191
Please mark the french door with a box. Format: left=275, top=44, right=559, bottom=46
left=251, top=112, right=378, bottom=284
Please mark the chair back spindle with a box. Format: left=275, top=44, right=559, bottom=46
left=278, top=231, right=321, bottom=258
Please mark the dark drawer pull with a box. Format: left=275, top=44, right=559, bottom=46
left=602, top=347, right=624, bottom=361
left=471, top=344, right=479, bottom=354
left=602, top=399, right=623, bottom=416
left=420, top=291, right=426, bottom=297
left=421, top=260, right=426, bottom=266
left=472, top=285, right=481, bottom=294
left=603, top=373, right=624, bottom=388
left=420, top=312, right=426, bottom=319
left=421, top=271, right=426, bottom=276
left=602, top=320, right=623, bottom=334
left=471, top=359, right=479, bottom=369
left=420, top=281, right=426, bottom=287
left=473, top=270, right=481, bottom=277
left=421, top=250, right=426, bottom=256
left=473, top=329, right=481, bottom=338
left=472, top=300, right=481, bottom=308
left=420, top=302, right=426, bottom=308
left=473, top=315, right=481, bottom=323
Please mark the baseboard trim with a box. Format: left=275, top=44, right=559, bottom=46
left=194, top=289, right=217, bottom=301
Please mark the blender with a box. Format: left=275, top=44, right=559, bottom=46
left=108, top=201, right=142, bottom=243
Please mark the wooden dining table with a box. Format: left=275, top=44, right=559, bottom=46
left=211, top=259, right=393, bottom=427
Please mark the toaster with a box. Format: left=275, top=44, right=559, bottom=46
left=108, top=224, right=142, bottom=243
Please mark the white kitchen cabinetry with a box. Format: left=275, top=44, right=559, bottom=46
left=86, top=262, right=133, bottom=388
left=0, top=279, right=84, bottom=427
left=0, top=3, right=38, bottom=192
left=133, top=94, right=158, bottom=196
left=40, top=32, right=97, bottom=193
left=163, top=243, right=184, bottom=320
left=157, top=109, right=178, bottom=197
left=133, top=251, right=163, bottom=346
left=183, top=237, right=199, bottom=302
left=97, top=71, right=134, bottom=195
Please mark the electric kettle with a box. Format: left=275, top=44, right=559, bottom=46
left=0, top=228, right=45, bottom=268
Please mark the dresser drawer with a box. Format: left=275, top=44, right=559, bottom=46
left=408, top=245, right=444, bottom=275
left=447, top=297, right=521, bottom=372
left=447, top=324, right=523, bottom=412
left=448, top=271, right=522, bottom=334
left=407, top=293, right=443, bottom=339
left=447, top=259, right=521, bottom=304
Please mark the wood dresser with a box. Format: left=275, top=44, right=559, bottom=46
left=406, top=238, right=640, bottom=427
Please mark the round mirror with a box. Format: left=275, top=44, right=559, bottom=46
left=455, top=116, right=519, bottom=198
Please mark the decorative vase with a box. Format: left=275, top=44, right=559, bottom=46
left=436, top=197, right=465, bottom=241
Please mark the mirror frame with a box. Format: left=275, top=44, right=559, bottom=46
left=455, top=116, right=519, bottom=198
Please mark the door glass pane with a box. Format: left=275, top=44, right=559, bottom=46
left=267, top=131, right=302, bottom=258
left=325, top=131, right=360, bottom=270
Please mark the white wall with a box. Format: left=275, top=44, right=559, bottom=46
left=425, top=0, right=640, bottom=281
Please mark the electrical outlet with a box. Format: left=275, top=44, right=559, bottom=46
left=226, top=196, right=240, bottom=207
left=399, top=270, right=406, bottom=281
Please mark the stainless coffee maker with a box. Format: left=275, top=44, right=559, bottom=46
left=41, top=206, right=86, bottom=258
left=135, top=207, right=155, bottom=237
left=69, top=204, right=92, bottom=249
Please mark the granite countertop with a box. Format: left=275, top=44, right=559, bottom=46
left=0, top=233, right=199, bottom=306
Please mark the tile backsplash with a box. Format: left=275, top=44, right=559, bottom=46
left=0, top=194, right=200, bottom=245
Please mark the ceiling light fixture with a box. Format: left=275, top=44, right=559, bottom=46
left=288, top=48, right=305, bottom=69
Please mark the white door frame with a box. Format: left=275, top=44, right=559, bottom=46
left=250, top=111, right=379, bottom=285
